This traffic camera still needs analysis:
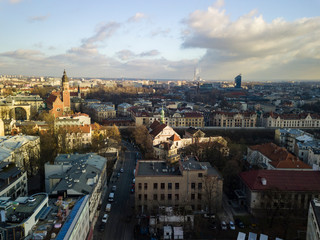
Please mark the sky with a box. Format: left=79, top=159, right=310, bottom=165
left=0, top=0, right=319, bottom=81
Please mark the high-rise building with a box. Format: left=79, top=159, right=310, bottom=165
left=234, top=74, right=242, bottom=88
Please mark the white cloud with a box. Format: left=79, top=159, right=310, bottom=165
left=182, top=2, right=320, bottom=80
left=127, top=12, right=147, bottom=23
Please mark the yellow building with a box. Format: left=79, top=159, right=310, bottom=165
left=135, top=157, right=223, bottom=215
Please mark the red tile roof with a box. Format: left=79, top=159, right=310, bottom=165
left=249, top=143, right=311, bottom=169
left=168, top=134, right=181, bottom=141
left=240, top=170, right=320, bottom=192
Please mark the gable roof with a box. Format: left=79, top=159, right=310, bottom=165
left=168, top=134, right=181, bottom=141
left=249, top=142, right=311, bottom=169
left=240, top=169, right=320, bottom=192
left=149, top=120, right=161, bottom=131
left=149, top=124, right=167, bottom=138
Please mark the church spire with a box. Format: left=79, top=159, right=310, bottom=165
left=62, top=69, right=69, bottom=83
left=160, top=106, right=165, bottom=124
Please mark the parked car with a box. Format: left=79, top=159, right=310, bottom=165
left=229, top=221, right=236, bottom=230
left=204, top=213, right=215, bottom=219
left=235, top=218, right=245, bottom=228
left=111, top=185, right=117, bottom=192
left=99, top=222, right=105, bottom=232
left=120, top=168, right=124, bottom=173
left=132, top=178, right=135, bottom=184
left=105, top=203, right=111, bottom=212
left=221, top=221, right=227, bottom=230
left=102, top=214, right=109, bottom=223
left=208, top=221, right=217, bottom=230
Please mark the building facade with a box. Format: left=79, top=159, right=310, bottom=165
left=135, top=158, right=223, bottom=215
left=212, top=111, right=257, bottom=128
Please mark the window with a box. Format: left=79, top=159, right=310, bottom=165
left=161, top=194, right=165, bottom=200
left=191, top=194, right=195, bottom=200
left=168, top=194, right=172, bottom=200
left=153, top=183, right=158, bottom=190
left=198, top=193, right=202, bottom=200
left=144, top=183, right=148, bottom=190
left=175, top=183, right=179, bottom=189
left=198, top=183, right=202, bottom=190
left=138, top=194, right=141, bottom=200
left=198, top=173, right=203, bottom=177
left=144, top=194, right=148, bottom=200
left=153, top=194, right=158, bottom=200
left=175, top=194, right=179, bottom=200
left=161, top=183, right=165, bottom=189
left=168, top=183, right=172, bottom=190
left=138, top=183, right=142, bottom=190
left=191, top=183, right=195, bottom=189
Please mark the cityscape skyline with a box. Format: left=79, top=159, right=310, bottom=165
left=0, top=0, right=320, bottom=80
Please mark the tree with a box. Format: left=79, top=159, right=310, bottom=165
left=202, top=175, right=223, bottom=214
left=132, top=125, right=154, bottom=159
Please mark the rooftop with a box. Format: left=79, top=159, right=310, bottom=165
left=0, top=193, right=48, bottom=226
left=240, top=170, right=320, bottom=192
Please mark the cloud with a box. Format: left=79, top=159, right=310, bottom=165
left=82, top=21, right=121, bottom=46
left=182, top=1, right=320, bottom=80
left=116, top=49, right=160, bottom=61
left=0, top=49, right=43, bottom=60
left=28, top=15, right=49, bottom=22
left=127, top=12, right=147, bottom=23
left=151, top=28, right=171, bottom=37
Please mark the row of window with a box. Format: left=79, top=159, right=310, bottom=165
left=138, top=193, right=202, bottom=201
left=137, top=182, right=203, bottom=190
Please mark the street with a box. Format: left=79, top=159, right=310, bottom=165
left=94, top=143, right=137, bottom=240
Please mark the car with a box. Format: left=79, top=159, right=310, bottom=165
left=204, top=213, right=215, bottom=219
left=235, top=218, right=245, bottom=228
left=99, top=222, right=105, bottom=232
left=221, top=221, right=227, bottom=230
left=111, top=185, right=117, bottom=192
left=130, top=187, right=135, bottom=194
left=102, top=214, right=109, bottom=223
left=208, top=221, right=217, bottom=230
left=117, top=173, right=120, bottom=178
left=132, top=178, right=135, bottom=184
left=229, top=221, right=236, bottom=230
left=120, top=168, right=124, bottom=173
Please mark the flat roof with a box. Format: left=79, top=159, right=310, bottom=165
left=137, top=161, right=182, bottom=176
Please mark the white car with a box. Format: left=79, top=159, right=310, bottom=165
left=221, top=221, right=227, bottom=230
left=229, top=221, right=235, bottom=230
left=102, top=214, right=109, bottom=223
left=120, top=168, right=124, bottom=173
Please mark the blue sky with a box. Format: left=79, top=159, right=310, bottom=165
left=0, top=0, right=319, bottom=80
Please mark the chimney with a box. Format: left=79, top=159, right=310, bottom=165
left=261, top=178, right=267, bottom=186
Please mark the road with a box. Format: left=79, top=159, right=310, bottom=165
left=94, top=143, right=137, bottom=240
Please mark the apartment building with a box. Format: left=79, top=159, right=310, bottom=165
left=135, top=157, right=223, bottom=215
left=212, top=111, right=257, bottom=128
left=306, top=199, right=320, bottom=240
left=247, top=143, right=311, bottom=170
left=263, top=112, right=320, bottom=128
left=239, top=170, right=320, bottom=215
left=0, top=162, right=28, bottom=199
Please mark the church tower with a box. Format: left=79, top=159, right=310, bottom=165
left=62, top=70, right=71, bottom=114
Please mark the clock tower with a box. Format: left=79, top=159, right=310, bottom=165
left=62, top=70, right=71, bottom=114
